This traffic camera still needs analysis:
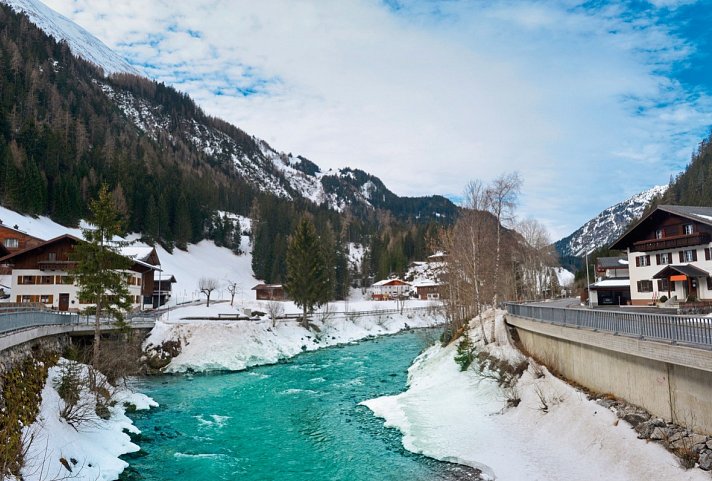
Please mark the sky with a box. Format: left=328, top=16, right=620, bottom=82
left=39, top=0, right=712, bottom=239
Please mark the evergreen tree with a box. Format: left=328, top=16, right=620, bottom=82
left=284, top=216, right=330, bottom=328
left=73, top=184, right=132, bottom=365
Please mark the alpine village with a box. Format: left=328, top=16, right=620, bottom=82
left=0, top=2, right=711, bottom=481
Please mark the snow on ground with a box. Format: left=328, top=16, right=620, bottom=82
left=362, top=310, right=708, bottom=481
left=145, top=298, right=444, bottom=373
left=21, top=360, right=156, bottom=481
left=554, top=267, right=574, bottom=287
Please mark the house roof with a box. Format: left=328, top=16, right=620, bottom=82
left=589, top=279, right=631, bottom=289
left=0, top=234, right=158, bottom=272
left=652, top=264, right=709, bottom=279
left=155, top=273, right=176, bottom=283
left=251, top=284, right=283, bottom=290
left=597, top=257, right=628, bottom=269
left=372, top=278, right=411, bottom=287
left=611, top=205, right=712, bottom=250
left=411, top=279, right=441, bottom=288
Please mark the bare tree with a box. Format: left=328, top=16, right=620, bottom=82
left=515, top=218, right=558, bottom=301
left=485, top=172, right=521, bottom=341
left=266, top=300, right=284, bottom=328
left=199, top=277, right=219, bottom=307
left=226, top=281, right=239, bottom=306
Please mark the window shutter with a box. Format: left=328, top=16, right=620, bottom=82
left=636, top=257, right=640, bottom=267
left=706, top=248, right=711, bottom=261
left=656, top=254, right=661, bottom=265
left=646, top=255, right=650, bottom=266
left=693, top=250, right=698, bottom=262
left=679, top=251, right=684, bottom=262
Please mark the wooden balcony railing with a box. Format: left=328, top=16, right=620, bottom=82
left=633, top=233, right=710, bottom=252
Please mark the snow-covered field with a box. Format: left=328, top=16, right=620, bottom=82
left=146, top=298, right=444, bottom=373
left=21, top=361, right=156, bottom=481
left=362, top=310, right=708, bottom=481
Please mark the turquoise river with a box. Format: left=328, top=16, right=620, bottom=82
left=119, top=329, right=481, bottom=481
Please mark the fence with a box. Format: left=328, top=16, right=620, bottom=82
left=505, top=302, right=712, bottom=349
left=0, top=306, right=156, bottom=336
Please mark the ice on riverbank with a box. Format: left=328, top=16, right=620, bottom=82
left=20, top=360, right=157, bottom=481
left=145, top=299, right=444, bottom=373
left=362, top=310, right=708, bottom=481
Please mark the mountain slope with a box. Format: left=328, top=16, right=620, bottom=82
left=555, top=185, right=667, bottom=258
left=2, top=0, right=139, bottom=75
left=0, top=1, right=456, bottom=241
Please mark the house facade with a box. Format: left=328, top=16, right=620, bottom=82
left=411, top=280, right=442, bottom=300
left=370, top=279, right=411, bottom=300
left=589, top=257, right=631, bottom=306
left=0, top=224, right=43, bottom=274
left=610, top=205, right=712, bottom=305
left=252, top=284, right=287, bottom=301
left=0, top=235, right=158, bottom=311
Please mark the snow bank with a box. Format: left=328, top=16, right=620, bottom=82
left=21, top=360, right=157, bottom=481
left=362, top=311, right=708, bottom=481
left=145, top=299, right=444, bottom=373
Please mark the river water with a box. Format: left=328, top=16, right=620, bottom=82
left=120, top=329, right=480, bottom=481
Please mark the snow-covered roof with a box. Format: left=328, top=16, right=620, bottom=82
left=372, top=279, right=411, bottom=287
left=590, top=279, right=630, bottom=288
left=411, top=279, right=441, bottom=288
left=120, top=246, right=155, bottom=261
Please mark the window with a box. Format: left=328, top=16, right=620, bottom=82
left=680, top=250, right=698, bottom=263
left=3, top=238, right=18, bottom=248
left=40, top=294, right=53, bottom=304
left=637, top=280, right=653, bottom=292
left=48, top=252, right=56, bottom=261
left=706, top=248, right=712, bottom=261
left=39, top=276, right=54, bottom=285
left=18, top=275, right=36, bottom=285
left=635, top=255, right=651, bottom=267
left=657, top=279, right=670, bottom=291
left=655, top=229, right=664, bottom=239
left=683, top=224, right=694, bottom=235
left=708, top=277, right=712, bottom=291
left=656, top=253, right=672, bottom=265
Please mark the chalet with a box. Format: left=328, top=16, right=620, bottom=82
left=610, top=205, right=712, bottom=305
left=595, top=257, right=629, bottom=279
left=0, top=223, right=43, bottom=274
left=0, top=234, right=159, bottom=312
left=411, top=279, right=442, bottom=300
left=370, top=278, right=411, bottom=300
left=0, top=223, right=43, bottom=253
left=252, top=284, right=287, bottom=301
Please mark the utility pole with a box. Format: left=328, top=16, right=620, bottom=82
left=585, top=251, right=592, bottom=308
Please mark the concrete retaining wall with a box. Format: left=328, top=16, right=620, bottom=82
left=507, top=314, right=712, bottom=434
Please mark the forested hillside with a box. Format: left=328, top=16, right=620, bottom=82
left=659, top=133, right=712, bottom=207
left=0, top=3, right=453, bottom=288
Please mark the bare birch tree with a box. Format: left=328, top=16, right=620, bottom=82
left=199, top=277, right=219, bottom=307
left=515, top=218, right=558, bottom=300
left=485, top=172, right=521, bottom=341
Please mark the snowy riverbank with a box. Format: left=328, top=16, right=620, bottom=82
left=145, top=298, right=444, bottom=373
left=362, top=310, right=709, bottom=481
left=19, top=360, right=157, bottom=481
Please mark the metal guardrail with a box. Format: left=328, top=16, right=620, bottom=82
left=505, top=302, right=712, bottom=349
left=0, top=307, right=157, bottom=336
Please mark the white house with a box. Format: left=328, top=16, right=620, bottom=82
left=610, top=205, right=712, bottom=305
left=370, top=278, right=411, bottom=300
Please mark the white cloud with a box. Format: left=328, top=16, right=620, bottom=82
left=42, top=0, right=712, bottom=239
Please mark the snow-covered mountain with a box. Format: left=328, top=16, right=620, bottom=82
left=2, top=0, right=138, bottom=75
left=555, top=185, right=667, bottom=258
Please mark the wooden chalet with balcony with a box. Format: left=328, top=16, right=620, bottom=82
left=610, top=205, right=712, bottom=306
left=0, top=234, right=160, bottom=312
left=0, top=223, right=43, bottom=274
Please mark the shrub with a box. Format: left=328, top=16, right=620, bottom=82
left=454, top=333, right=475, bottom=371
left=658, top=295, right=668, bottom=304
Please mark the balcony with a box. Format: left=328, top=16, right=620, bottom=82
left=37, top=260, right=75, bottom=271
left=633, top=232, right=710, bottom=252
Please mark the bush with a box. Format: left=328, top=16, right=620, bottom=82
left=454, top=333, right=475, bottom=371
left=658, top=295, right=668, bottom=304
